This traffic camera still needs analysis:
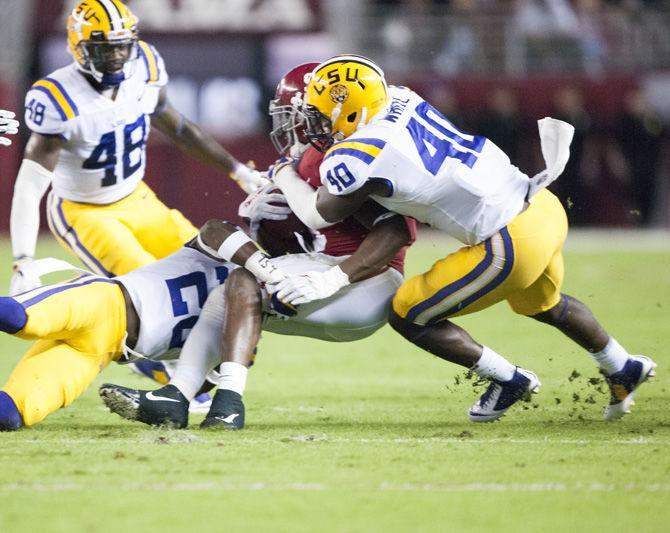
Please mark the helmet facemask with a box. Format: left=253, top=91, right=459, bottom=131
left=76, top=30, right=139, bottom=87
left=269, top=94, right=309, bottom=157
left=303, top=104, right=336, bottom=152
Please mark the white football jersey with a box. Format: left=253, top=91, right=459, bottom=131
left=319, top=86, right=530, bottom=245
left=116, top=246, right=236, bottom=359
left=24, top=41, right=168, bottom=204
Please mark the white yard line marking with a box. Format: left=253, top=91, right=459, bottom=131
left=11, top=436, right=669, bottom=446
left=1, top=482, right=669, bottom=493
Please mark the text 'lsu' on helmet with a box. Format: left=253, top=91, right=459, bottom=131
left=303, top=55, right=390, bottom=150
left=67, top=0, right=139, bottom=87
left=269, top=62, right=320, bottom=157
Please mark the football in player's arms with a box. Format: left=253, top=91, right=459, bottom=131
left=0, top=222, right=282, bottom=431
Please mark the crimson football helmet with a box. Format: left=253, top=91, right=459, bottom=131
left=269, top=62, right=319, bottom=156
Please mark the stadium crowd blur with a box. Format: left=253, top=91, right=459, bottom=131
left=0, top=0, right=668, bottom=228
left=367, top=0, right=670, bottom=226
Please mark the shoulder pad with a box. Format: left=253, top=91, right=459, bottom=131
left=319, top=137, right=387, bottom=195
left=25, top=78, right=80, bottom=134
left=138, top=41, right=169, bottom=87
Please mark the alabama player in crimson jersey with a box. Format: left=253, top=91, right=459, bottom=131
left=99, top=63, right=416, bottom=430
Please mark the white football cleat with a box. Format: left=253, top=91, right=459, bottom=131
left=603, top=355, right=657, bottom=421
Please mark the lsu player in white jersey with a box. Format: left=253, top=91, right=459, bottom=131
left=0, top=110, right=19, bottom=146
left=98, top=63, right=415, bottom=430
left=0, top=220, right=284, bottom=430
left=9, top=0, right=266, bottom=295
left=270, top=55, right=657, bottom=423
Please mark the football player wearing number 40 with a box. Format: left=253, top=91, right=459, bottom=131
left=272, top=55, right=657, bottom=423
left=9, top=0, right=267, bottom=296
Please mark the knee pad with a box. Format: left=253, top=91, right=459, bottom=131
left=0, top=297, right=27, bottom=334
left=0, top=391, right=24, bottom=431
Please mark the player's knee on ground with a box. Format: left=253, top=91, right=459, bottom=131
left=0, top=297, right=27, bottom=334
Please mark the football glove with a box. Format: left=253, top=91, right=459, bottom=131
left=9, top=257, right=42, bottom=296
left=238, top=183, right=292, bottom=223
left=0, top=110, right=19, bottom=147
left=231, top=162, right=270, bottom=194
left=274, top=266, right=350, bottom=305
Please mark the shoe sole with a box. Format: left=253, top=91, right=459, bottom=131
left=200, top=418, right=243, bottom=431
left=468, top=374, right=541, bottom=423
left=604, top=357, right=657, bottom=421
left=99, top=386, right=140, bottom=421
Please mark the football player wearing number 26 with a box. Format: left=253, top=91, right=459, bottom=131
left=9, top=0, right=267, bottom=295
left=273, top=55, right=657, bottom=423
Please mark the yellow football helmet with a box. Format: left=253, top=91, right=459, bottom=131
left=67, top=0, right=139, bottom=86
left=303, top=55, right=390, bottom=150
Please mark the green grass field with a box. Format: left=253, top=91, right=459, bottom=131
left=0, top=233, right=669, bottom=533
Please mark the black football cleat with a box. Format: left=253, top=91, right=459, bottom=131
left=99, top=383, right=189, bottom=429
left=200, top=389, right=245, bottom=430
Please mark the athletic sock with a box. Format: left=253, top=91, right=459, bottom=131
left=217, top=362, right=248, bottom=396
left=591, top=337, right=629, bottom=375
left=472, top=346, right=517, bottom=382
left=170, top=364, right=209, bottom=401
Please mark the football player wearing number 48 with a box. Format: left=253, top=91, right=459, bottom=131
left=273, top=55, right=657, bottom=422
left=9, top=0, right=267, bottom=296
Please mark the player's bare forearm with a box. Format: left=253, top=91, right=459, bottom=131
left=339, top=215, right=412, bottom=283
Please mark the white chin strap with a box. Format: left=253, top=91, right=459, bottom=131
left=330, top=103, right=342, bottom=126
left=356, top=107, right=369, bottom=130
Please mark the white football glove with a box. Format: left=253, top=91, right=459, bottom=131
left=9, top=257, right=42, bottom=296
left=231, top=162, right=271, bottom=194
left=238, top=183, right=292, bottom=223
left=274, top=266, right=350, bottom=305
left=0, top=110, right=19, bottom=147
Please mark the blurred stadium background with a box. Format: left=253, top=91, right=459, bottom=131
left=1, top=0, right=669, bottom=230
left=1, top=3, right=669, bottom=531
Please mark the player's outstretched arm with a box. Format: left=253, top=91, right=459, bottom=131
left=151, top=88, right=268, bottom=194
left=341, top=208, right=414, bottom=283
left=194, top=219, right=284, bottom=285
left=9, top=134, right=63, bottom=295
left=0, top=110, right=19, bottom=146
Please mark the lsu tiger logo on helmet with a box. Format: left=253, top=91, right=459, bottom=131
left=67, top=0, right=139, bottom=87
left=303, top=55, right=389, bottom=150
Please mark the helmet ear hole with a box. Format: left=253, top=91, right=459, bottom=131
left=346, top=112, right=357, bottom=123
